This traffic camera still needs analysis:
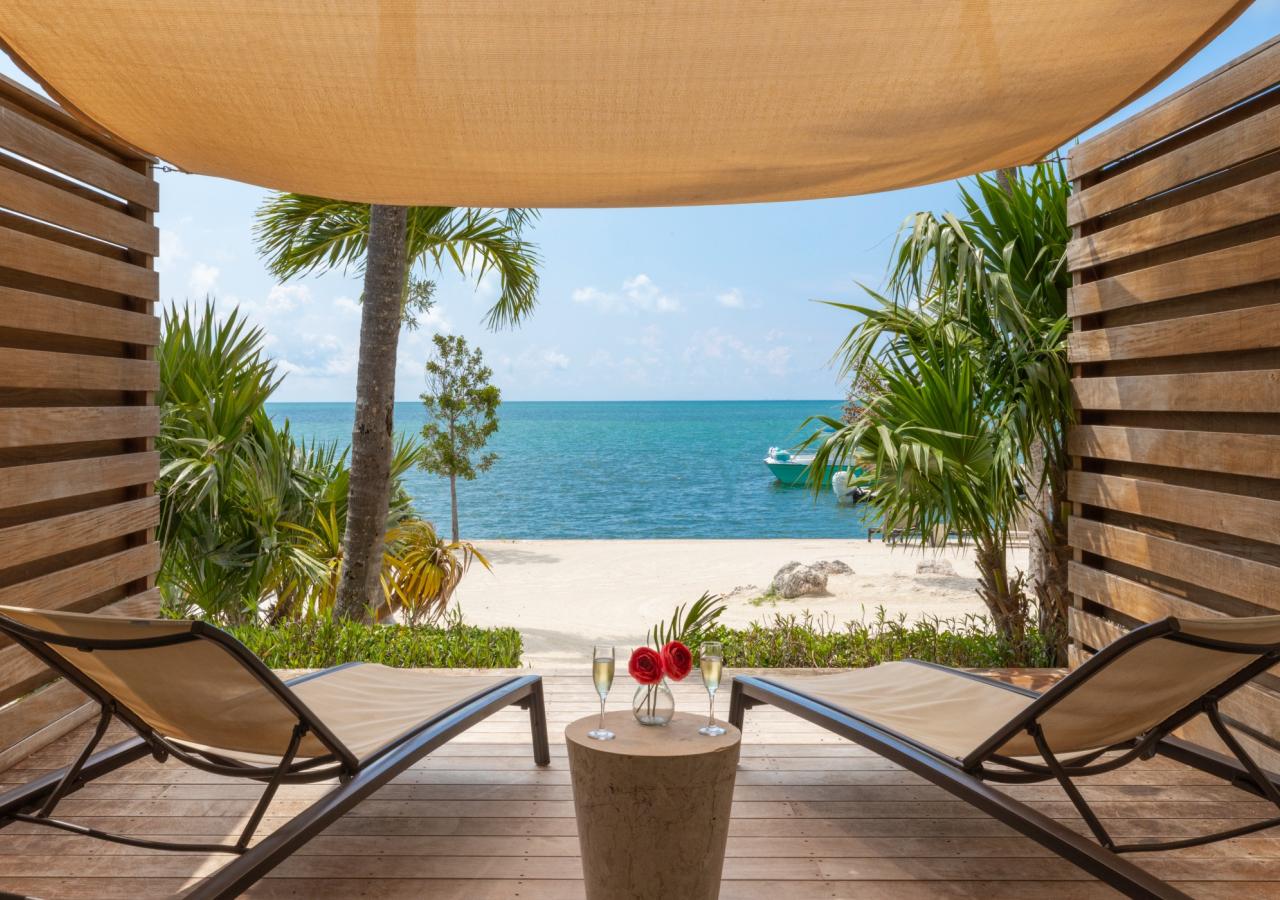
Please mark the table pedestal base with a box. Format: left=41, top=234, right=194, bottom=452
left=567, top=711, right=740, bottom=900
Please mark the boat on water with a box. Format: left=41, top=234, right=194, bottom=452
left=763, top=446, right=841, bottom=487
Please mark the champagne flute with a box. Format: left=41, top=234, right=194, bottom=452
left=699, top=641, right=726, bottom=736
left=588, top=644, right=616, bottom=740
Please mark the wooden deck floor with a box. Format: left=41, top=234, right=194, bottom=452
left=1, top=669, right=1278, bottom=898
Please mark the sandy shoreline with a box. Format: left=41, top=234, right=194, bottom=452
left=453, top=539, right=1017, bottom=666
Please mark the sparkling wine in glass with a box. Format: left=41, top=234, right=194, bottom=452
left=699, top=641, right=726, bottom=736
left=589, top=644, right=616, bottom=740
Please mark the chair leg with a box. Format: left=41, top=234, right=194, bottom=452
left=525, top=678, right=551, bottom=767
left=729, top=679, right=748, bottom=729
left=0, top=735, right=149, bottom=821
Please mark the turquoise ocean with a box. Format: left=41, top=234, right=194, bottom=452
left=267, top=401, right=874, bottom=539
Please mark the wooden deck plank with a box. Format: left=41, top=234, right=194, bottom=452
left=0, top=669, right=1274, bottom=898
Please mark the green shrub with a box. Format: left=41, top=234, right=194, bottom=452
left=225, top=613, right=522, bottom=669
left=709, top=607, right=1057, bottom=669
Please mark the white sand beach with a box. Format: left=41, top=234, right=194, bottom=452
left=455, top=539, right=1019, bottom=666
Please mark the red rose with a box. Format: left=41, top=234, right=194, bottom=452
left=661, top=641, right=693, bottom=681
left=628, top=646, right=663, bottom=685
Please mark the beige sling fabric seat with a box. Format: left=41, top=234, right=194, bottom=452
left=0, top=604, right=549, bottom=900
left=732, top=615, right=1280, bottom=900
left=288, top=665, right=509, bottom=762
left=770, top=661, right=1034, bottom=760
left=0, top=605, right=509, bottom=763
left=770, top=616, right=1280, bottom=763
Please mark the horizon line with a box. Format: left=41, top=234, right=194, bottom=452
left=265, top=397, right=846, bottom=404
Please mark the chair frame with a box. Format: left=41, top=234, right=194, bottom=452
left=729, top=617, right=1280, bottom=900
left=0, top=614, right=550, bottom=899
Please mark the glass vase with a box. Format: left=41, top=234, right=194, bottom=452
left=632, top=678, right=675, bottom=726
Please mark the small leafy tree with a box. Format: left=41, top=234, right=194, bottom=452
left=420, top=334, right=501, bottom=542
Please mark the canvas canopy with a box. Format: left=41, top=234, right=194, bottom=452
left=0, top=1, right=1249, bottom=207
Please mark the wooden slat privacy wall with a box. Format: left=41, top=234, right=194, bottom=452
left=0, top=75, right=159, bottom=768
left=1066, top=36, right=1280, bottom=768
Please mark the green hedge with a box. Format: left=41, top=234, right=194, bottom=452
left=709, top=610, right=1057, bottom=669
left=226, top=617, right=523, bottom=669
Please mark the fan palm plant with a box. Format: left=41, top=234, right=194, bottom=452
left=817, top=162, right=1071, bottom=654
left=382, top=520, right=491, bottom=626
left=254, top=198, right=540, bottom=622
left=809, top=332, right=1029, bottom=641
left=159, top=304, right=459, bottom=626
left=157, top=304, right=313, bottom=622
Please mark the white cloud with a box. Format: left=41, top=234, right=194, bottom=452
left=334, top=296, right=361, bottom=315
left=685, top=328, right=792, bottom=377
left=497, top=345, right=573, bottom=381
left=266, top=284, right=311, bottom=312
left=541, top=349, right=570, bottom=370
left=623, top=274, right=681, bottom=312
left=716, top=288, right=746, bottom=309
left=572, top=273, right=681, bottom=314
left=187, top=262, right=219, bottom=297
left=276, top=333, right=357, bottom=377
left=156, top=230, right=187, bottom=273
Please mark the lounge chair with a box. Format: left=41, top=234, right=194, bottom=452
left=729, top=615, right=1280, bottom=900
left=0, top=605, right=550, bottom=899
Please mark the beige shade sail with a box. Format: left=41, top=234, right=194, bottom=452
left=0, top=1, right=1250, bottom=207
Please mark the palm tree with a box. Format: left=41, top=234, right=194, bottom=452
left=810, top=329, right=1029, bottom=642
left=815, top=161, right=1071, bottom=653
left=254, top=199, right=540, bottom=621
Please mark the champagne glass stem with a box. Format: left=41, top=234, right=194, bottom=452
left=599, top=695, right=606, bottom=732
left=707, top=690, right=716, bottom=728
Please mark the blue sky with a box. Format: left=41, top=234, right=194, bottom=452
left=4, top=4, right=1279, bottom=402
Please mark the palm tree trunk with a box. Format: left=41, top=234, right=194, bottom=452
left=334, top=204, right=409, bottom=622
left=449, top=473, right=459, bottom=543
left=1035, top=456, right=1071, bottom=663
left=974, top=539, right=1026, bottom=647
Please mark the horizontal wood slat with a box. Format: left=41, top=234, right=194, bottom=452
left=0, top=681, right=98, bottom=775
left=1068, top=519, right=1280, bottom=612
left=1071, top=370, right=1280, bottom=413
left=1067, top=425, right=1280, bottom=480
left=1066, top=169, right=1280, bottom=272
left=1066, top=605, right=1126, bottom=652
left=1067, top=562, right=1227, bottom=624
left=1067, top=471, right=1280, bottom=547
left=0, top=453, right=159, bottom=509
left=0, top=163, right=158, bottom=254
left=1068, top=302, right=1280, bottom=362
left=1068, top=102, right=1280, bottom=227
left=1067, top=234, right=1280, bottom=317
left=1068, top=35, right=1280, bottom=179
left=0, top=406, right=159, bottom=448
left=0, top=99, right=157, bottom=209
left=0, top=224, right=158, bottom=299
left=0, top=75, right=152, bottom=166
left=0, top=543, right=160, bottom=612
left=0, top=497, right=159, bottom=571
left=0, top=287, right=159, bottom=346
left=0, top=347, right=158, bottom=392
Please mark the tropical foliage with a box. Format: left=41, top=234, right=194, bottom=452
left=807, top=162, right=1072, bottom=652
left=646, top=592, right=729, bottom=651
left=227, top=611, right=522, bottom=669
left=254, top=201, right=540, bottom=329
left=157, top=303, right=483, bottom=625
left=711, top=608, right=1058, bottom=669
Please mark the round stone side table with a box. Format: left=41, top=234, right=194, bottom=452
left=566, top=710, right=741, bottom=900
